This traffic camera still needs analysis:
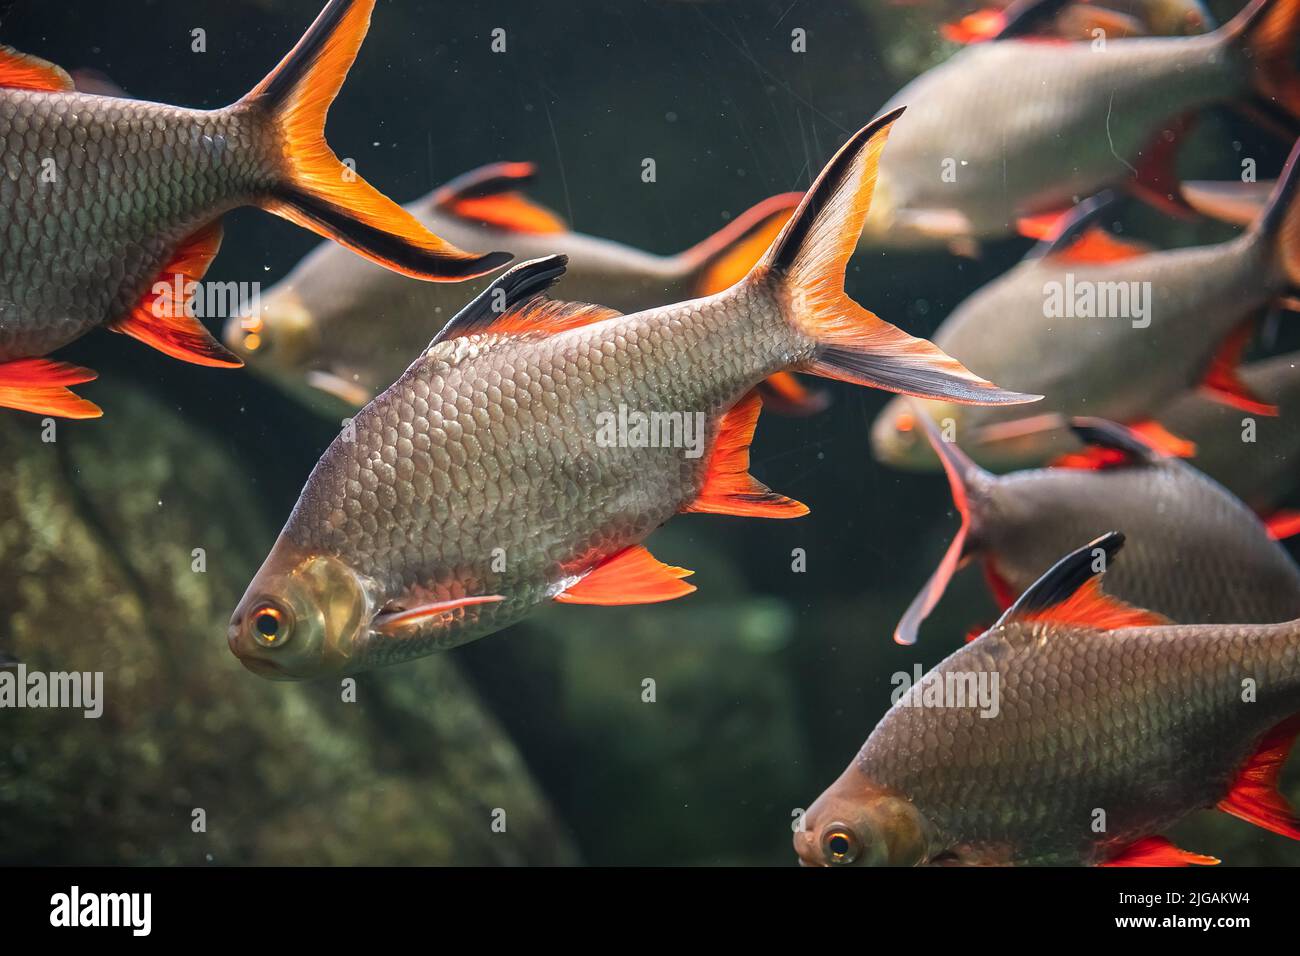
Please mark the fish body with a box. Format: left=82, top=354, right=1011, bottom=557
left=0, top=0, right=507, bottom=419
left=227, top=111, right=1039, bottom=680
left=797, top=534, right=1300, bottom=866
left=861, top=0, right=1300, bottom=249
left=225, top=162, right=802, bottom=412
left=1155, top=351, right=1300, bottom=512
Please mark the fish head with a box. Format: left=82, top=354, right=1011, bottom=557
left=223, top=284, right=323, bottom=377
left=228, top=538, right=371, bottom=681
left=870, top=396, right=963, bottom=470
left=795, top=766, right=933, bottom=867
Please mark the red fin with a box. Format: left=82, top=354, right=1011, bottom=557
left=981, top=557, right=1018, bottom=611
left=486, top=298, right=622, bottom=337
left=555, top=545, right=696, bottom=605
left=0, top=359, right=101, bottom=419
left=110, top=221, right=243, bottom=367
left=1265, top=508, right=1300, bottom=540
left=755, top=372, right=829, bottom=416
left=1217, top=714, right=1300, bottom=840
left=1051, top=446, right=1131, bottom=470
left=245, top=0, right=508, bottom=280
left=684, top=391, right=808, bottom=520
left=1101, top=836, right=1219, bottom=867
left=373, top=594, right=504, bottom=633
left=1045, top=226, right=1150, bottom=264
left=0, top=45, right=73, bottom=92
left=1020, top=577, right=1170, bottom=631
left=1129, top=420, right=1197, bottom=458
left=1199, top=320, right=1278, bottom=416
left=1235, top=0, right=1300, bottom=121
left=1128, top=116, right=1196, bottom=218
left=1016, top=208, right=1073, bottom=241
left=941, top=9, right=1007, bottom=43
left=684, top=192, right=802, bottom=296
left=963, top=622, right=991, bottom=643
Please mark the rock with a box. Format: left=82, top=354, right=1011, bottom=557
left=0, top=384, right=577, bottom=866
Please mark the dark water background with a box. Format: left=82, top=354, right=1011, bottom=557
left=1, top=0, right=1298, bottom=865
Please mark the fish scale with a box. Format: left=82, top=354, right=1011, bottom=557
left=862, top=618, right=1300, bottom=864
left=0, top=91, right=273, bottom=359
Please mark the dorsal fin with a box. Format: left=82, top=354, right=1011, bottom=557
left=997, top=532, right=1171, bottom=631
left=1053, top=417, right=1166, bottom=470
left=427, top=255, right=620, bottom=348
left=990, top=0, right=1076, bottom=39
left=0, top=46, right=74, bottom=92
left=430, top=161, right=567, bottom=234
left=1030, top=191, right=1149, bottom=264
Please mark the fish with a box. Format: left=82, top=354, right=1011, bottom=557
left=226, top=109, right=1040, bottom=680
left=943, top=0, right=1215, bottom=44
left=858, top=0, right=1300, bottom=252
left=0, top=0, right=509, bottom=419
left=894, top=413, right=1300, bottom=645
left=1153, top=351, right=1300, bottom=526
left=221, top=161, right=821, bottom=415
left=795, top=532, right=1300, bottom=866
left=871, top=137, right=1300, bottom=472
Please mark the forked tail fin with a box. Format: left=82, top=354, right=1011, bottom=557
left=1227, top=0, right=1300, bottom=121
left=241, top=0, right=511, bottom=280
left=750, top=108, right=1040, bottom=406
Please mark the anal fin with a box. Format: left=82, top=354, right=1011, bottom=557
left=0, top=358, right=101, bottom=419
left=1101, top=836, right=1219, bottom=867
left=683, top=391, right=808, bottom=519
left=555, top=545, right=695, bottom=605
left=110, top=220, right=243, bottom=367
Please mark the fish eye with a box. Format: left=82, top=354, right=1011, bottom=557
left=821, top=824, right=861, bottom=865
left=250, top=603, right=292, bottom=648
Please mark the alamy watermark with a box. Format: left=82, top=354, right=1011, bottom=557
left=595, top=404, right=707, bottom=459
left=891, top=663, right=1000, bottom=718
left=1043, top=273, right=1151, bottom=329
left=151, top=275, right=261, bottom=321
left=0, top=664, right=103, bottom=718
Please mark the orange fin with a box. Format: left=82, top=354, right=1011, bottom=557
left=1043, top=226, right=1150, bottom=264
left=1129, top=419, right=1197, bottom=458
left=895, top=410, right=991, bottom=645
left=1199, top=319, right=1278, bottom=416
left=0, top=359, right=101, bottom=419
left=1015, top=208, right=1074, bottom=241
left=1101, top=836, right=1219, bottom=867
left=683, top=391, right=808, bottom=520
left=110, top=220, right=243, bottom=367
left=0, top=45, right=73, bottom=92
left=555, top=545, right=695, bottom=606
left=941, top=9, right=1007, bottom=43
left=373, top=594, right=504, bottom=633
left=1217, top=714, right=1300, bottom=840
left=1051, top=417, right=1164, bottom=471
left=758, top=109, right=1037, bottom=407
left=683, top=192, right=802, bottom=297
left=998, top=532, right=1171, bottom=632
left=431, top=161, right=567, bottom=234
left=244, top=0, right=509, bottom=280
left=755, top=372, right=829, bottom=416
left=1265, top=508, right=1300, bottom=540
left=427, top=256, right=619, bottom=348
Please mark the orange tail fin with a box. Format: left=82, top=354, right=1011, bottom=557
left=751, top=109, right=1040, bottom=407
left=1228, top=0, right=1300, bottom=120
left=241, top=0, right=510, bottom=281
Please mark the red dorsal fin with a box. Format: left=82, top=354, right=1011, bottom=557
left=0, top=358, right=101, bottom=419
left=684, top=391, right=808, bottom=520
left=1129, top=420, right=1197, bottom=458
left=1043, top=226, right=1150, bottom=264
left=1265, top=508, right=1300, bottom=540
left=373, top=594, right=504, bottom=634
left=1199, top=319, right=1278, bottom=416
left=1101, top=836, right=1219, bottom=867
left=1051, top=417, right=1165, bottom=471
left=110, top=220, right=243, bottom=367
left=431, top=161, right=567, bottom=235
left=555, top=545, right=695, bottom=606
left=998, top=532, right=1171, bottom=632
left=0, top=46, right=73, bottom=92
left=1015, top=207, right=1074, bottom=241
left=942, top=9, right=1008, bottom=43
left=1217, top=714, right=1300, bottom=840
left=427, top=256, right=620, bottom=347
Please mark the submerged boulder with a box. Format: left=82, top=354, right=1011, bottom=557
left=0, top=383, right=576, bottom=865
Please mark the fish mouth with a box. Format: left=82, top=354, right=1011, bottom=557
left=238, top=656, right=297, bottom=681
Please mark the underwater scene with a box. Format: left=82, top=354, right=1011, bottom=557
left=3, top=0, right=1300, bottom=873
